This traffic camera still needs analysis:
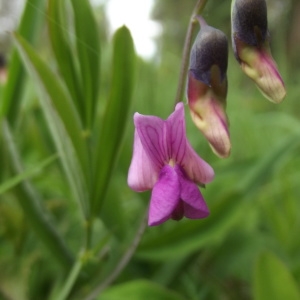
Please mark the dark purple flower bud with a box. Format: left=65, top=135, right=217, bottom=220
left=190, top=17, right=228, bottom=86
left=231, top=0, right=286, bottom=103
left=231, top=0, right=268, bottom=55
left=187, top=17, right=231, bottom=158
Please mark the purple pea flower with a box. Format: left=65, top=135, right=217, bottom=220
left=127, top=103, right=214, bottom=226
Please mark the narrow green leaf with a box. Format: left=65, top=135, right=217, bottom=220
left=48, top=0, right=84, bottom=117
left=99, top=280, right=185, bottom=300
left=99, top=181, right=127, bottom=240
left=93, top=26, right=135, bottom=215
left=0, top=0, right=46, bottom=123
left=13, top=33, right=90, bottom=217
left=238, top=134, right=300, bottom=195
left=70, top=0, right=100, bottom=128
left=3, top=120, right=74, bottom=272
left=0, top=154, right=57, bottom=195
left=13, top=33, right=88, bottom=172
left=254, top=251, right=300, bottom=300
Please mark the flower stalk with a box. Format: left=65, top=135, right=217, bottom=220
left=175, top=0, right=209, bottom=105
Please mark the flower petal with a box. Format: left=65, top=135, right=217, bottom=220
left=176, top=165, right=209, bottom=219
left=148, top=165, right=180, bottom=226
left=134, top=113, right=167, bottom=168
left=240, top=46, right=286, bottom=103
left=165, top=102, right=186, bottom=164
left=181, top=140, right=215, bottom=184
left=187, top=71, right=231, bottom=158
left=128, top=129, right=160, bottom=191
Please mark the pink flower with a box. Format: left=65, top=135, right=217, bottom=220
left=127, top=103, right=214, bottom=226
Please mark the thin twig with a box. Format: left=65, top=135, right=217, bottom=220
left=174, top=0, right=208, bottom=105
left=83, top=211, right=148, bottom=300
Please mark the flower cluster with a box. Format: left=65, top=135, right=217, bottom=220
left=128, top=0, right=286, bottom=226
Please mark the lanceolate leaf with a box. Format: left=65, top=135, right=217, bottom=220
left=93, top=26, right=136, bottom=215
left=13, top=33, right=90, bottom=217
left=0, top=0, right=46, bottom=123
left=254, top=251, right=300, bottom=300
left=0, top=154, right=58, bottom=195
left=3, top=121, right=74, bottom=272
left=70, top=0, right=101, bottom=128
left=99, top=280, right=185, bottom=300
left=48, top=0, right=84, bottom=117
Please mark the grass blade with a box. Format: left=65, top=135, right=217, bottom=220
left=48, top=0, right=84, bottom=118
left=0, top=0, right=46, bottom=123
left=93, top=26, right=135, bottom=215
left=70, top=0, right=101, bottom=128
left=13, top=33, right=91, bottom=218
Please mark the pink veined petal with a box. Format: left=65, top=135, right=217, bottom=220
left=196, top=98, right=231, bottom=158
left=148, top=165, right=180, bottom=226
left=187, top=71, right=231, bottom=158
left=176, top=165, right=209, bottom=219
left=128, top=130, right=160, bottom=192
left=253, top=50, right=286, bottom=104
left=165, top=102, right=187, bottom=164
left=134, top=113, right=167, bottom=168
left=181, top=141, right=214, bottom=185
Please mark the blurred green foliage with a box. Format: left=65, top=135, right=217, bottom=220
left=0, top=0, right=300, bottom=299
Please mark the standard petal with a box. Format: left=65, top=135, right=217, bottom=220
left=176, top=165, right=209, bottom=219
left=148, top=165, right=180, bottom=226
left=134, top=113, right=167, bottom=168
left=165, top=102, right=187, bottom=164
left=128, top=129, right=160, bottom=192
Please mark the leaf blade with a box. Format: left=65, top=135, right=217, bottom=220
left=93, top=26, right=136, bottom=214
left=99, top=280, right=185, bottom=300
left=254, top=251, right=300, bottom=300
left=48, top=0, right=84, bottom=117
left=0, top=0, right=46, bottom=123
left=70, top=0, right=101, bottom=128
left=0, top=154, right=58, bottom=195
left=13, top=33, right=90, bottom=217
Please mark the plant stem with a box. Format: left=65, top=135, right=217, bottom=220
left=83, top=211, right=148, bottom=300
left=2, top=120, right=74, bottom=272
left=85, top=217, right=93, bottom=250
left=56, top=256, right=83, bottom=300
left=174, top=0, right=208, bottom=105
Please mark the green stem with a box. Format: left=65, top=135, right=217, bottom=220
left=2, top=120, right=74, bottom=272
left=56, top=255, right=83, bottom=300
left=83, top=211, right=148, bottom=300
left=174, top=0, right=208, bottom=105
left=85, top=216, right=93, bottom=250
